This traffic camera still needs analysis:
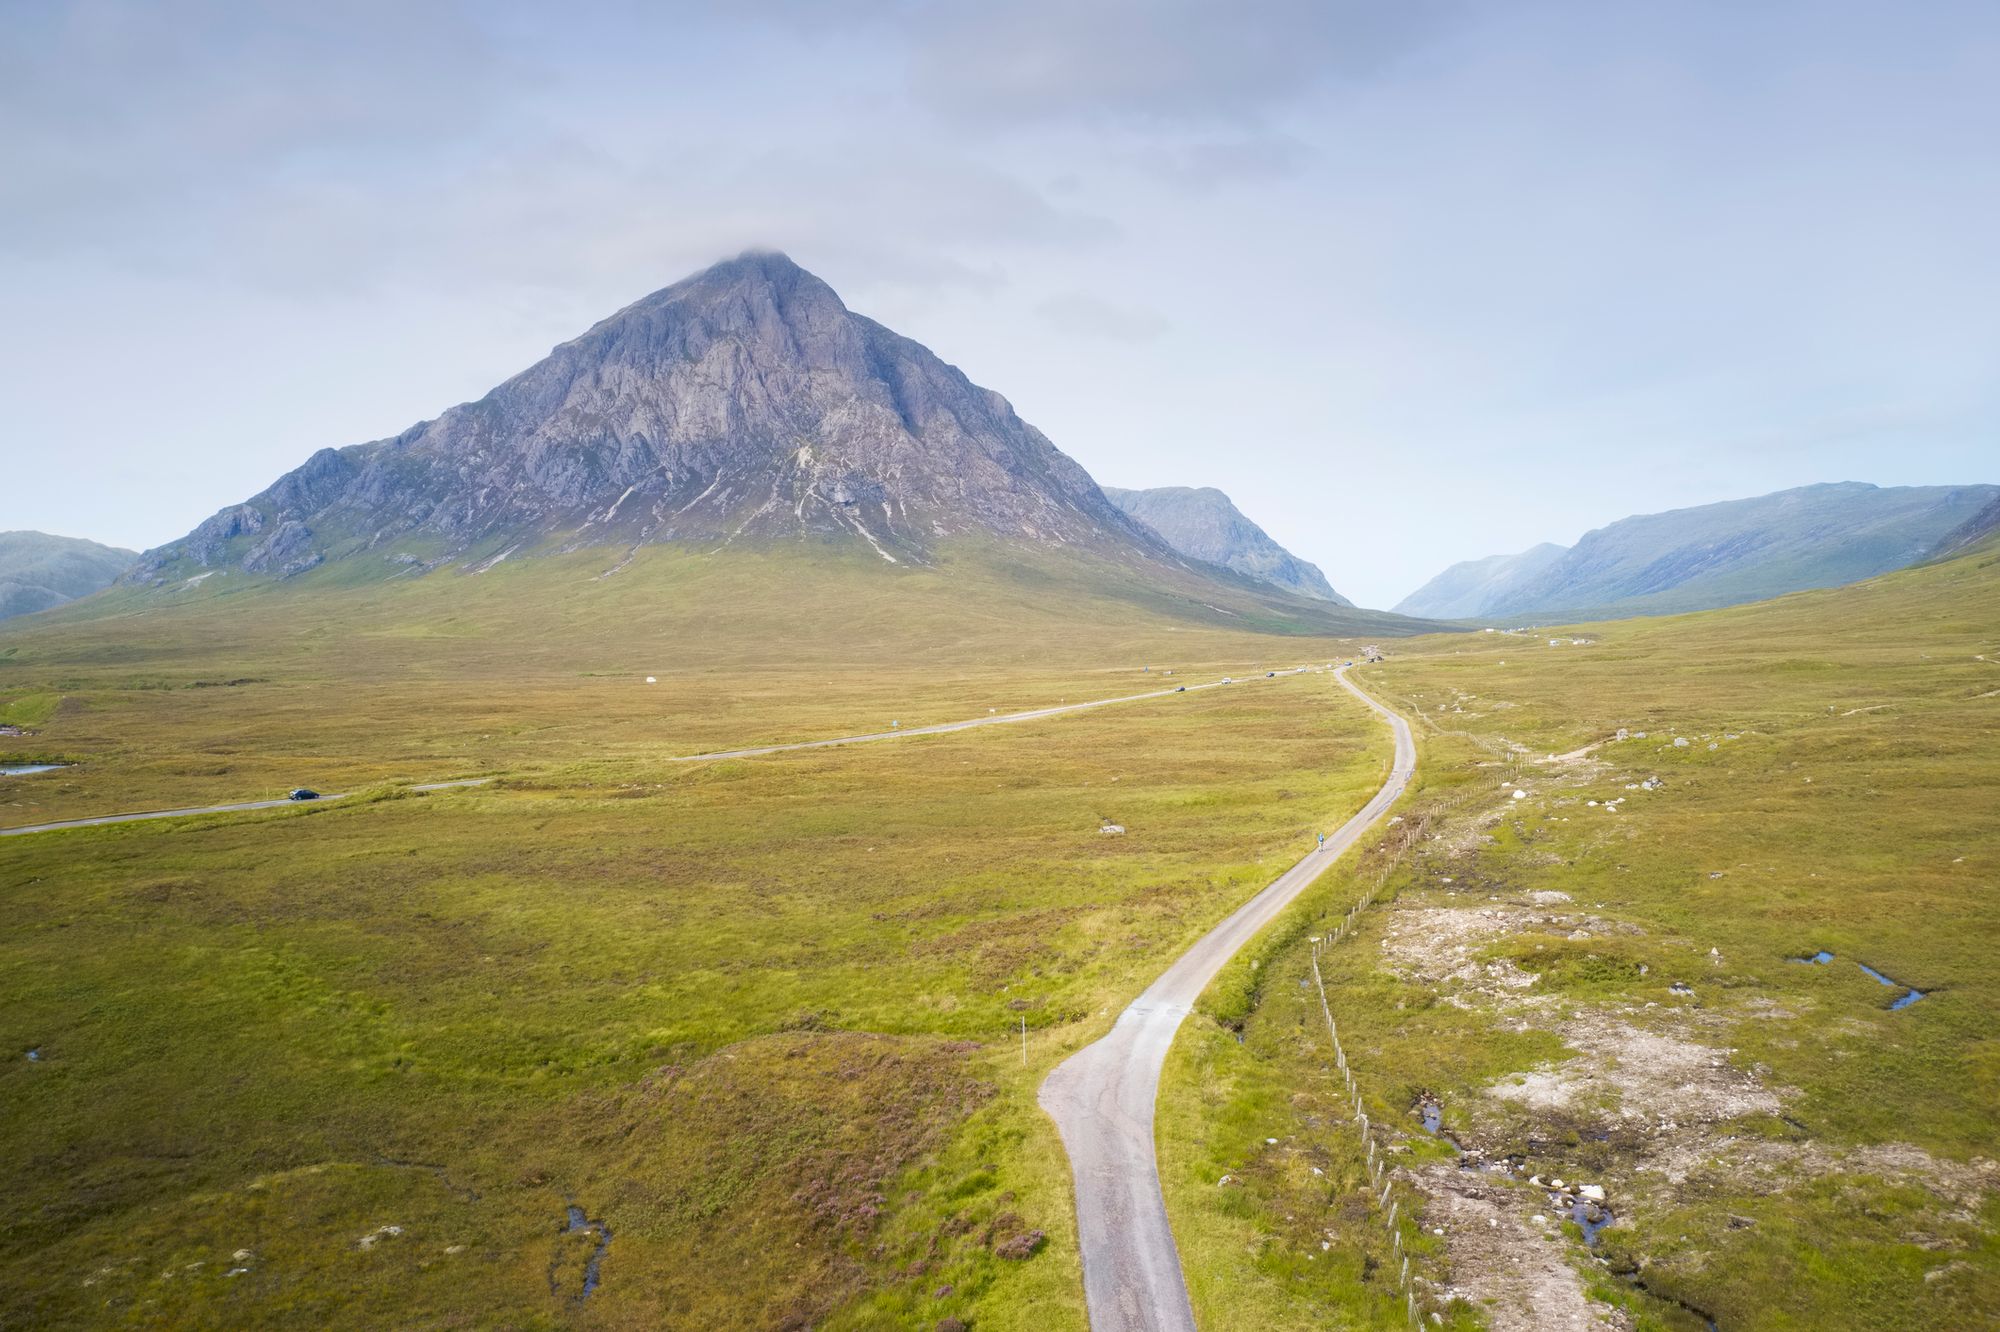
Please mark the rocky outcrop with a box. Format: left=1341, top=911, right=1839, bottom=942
left=1100, top=485, right=1350, bottom=604
left=134, top=252, right=1171, bottom=578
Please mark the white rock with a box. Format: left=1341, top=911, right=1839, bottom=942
left=1099, top=824, right=1126, bottom=835
left=1512, top=789, right=1527, bottom=800
left=1579, top=1184, right=1606, bottom=1202
left=644, top=676, right=657, bottom=684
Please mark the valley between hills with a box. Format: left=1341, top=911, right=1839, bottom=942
left=3, top=254, right=1996, bottom=1331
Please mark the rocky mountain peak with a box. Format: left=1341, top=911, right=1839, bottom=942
left=137, top=253, right=1167, bottom=579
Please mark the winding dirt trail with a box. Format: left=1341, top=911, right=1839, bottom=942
left=1038, top=665, right=1416, bottom=1332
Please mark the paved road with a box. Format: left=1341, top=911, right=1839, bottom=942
left=670, top=667, right=1322, bottom=762
left=1037, top=666, right=1416, bottom=1332
left=2, top=667, right=1322, bottom=833
left=0, top=779, right=489, bottom=838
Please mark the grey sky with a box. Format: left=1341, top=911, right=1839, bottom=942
left=3, top=0, right=1994, bottom=607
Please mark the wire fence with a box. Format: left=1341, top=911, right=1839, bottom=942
left=1303, top=793, right=1465, bottom=1331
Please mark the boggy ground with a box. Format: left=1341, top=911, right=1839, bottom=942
left=0, top=574, right=1391, bottom=1331
left=1158, top=539, right=2000, bottom=1329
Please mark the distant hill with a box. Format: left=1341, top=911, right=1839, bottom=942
left=1101, top=486, right=1350, bottom=604
left=1394, top=482, right=1998, bottom=621
left=0, top=531, right=134, bottom=621
left=1391, top=543, right=1566, bottom=620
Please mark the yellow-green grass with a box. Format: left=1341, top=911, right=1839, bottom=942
left=0, top=576, right=1390, bottom=1332
left=0, top=541, right=1397, bottom=827
left=1156, top=540, right=2000, bottom=1328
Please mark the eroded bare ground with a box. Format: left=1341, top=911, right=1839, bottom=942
left=1373, top=788, right=1995, bottom=1326
left=1411, top=1162, right=1630, bottom=1332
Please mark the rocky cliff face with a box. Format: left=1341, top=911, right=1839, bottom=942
left=0, top=531, right=136, bottom=621
left=1101, top=485, right=1350, bottom=604
left=1395, top=482, right=2000, bottom=621
left=137, top=252, right=1170, bottom=579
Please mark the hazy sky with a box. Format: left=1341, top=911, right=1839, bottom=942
left=4, top=1, right=1995, bottom=607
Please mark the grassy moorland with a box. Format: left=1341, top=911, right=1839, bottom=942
left=0, top=540, right=1412, bottom=828
left=0, top=540, right=1408, bottom=1329
left=1158, top=537, right=2000, bottom=1329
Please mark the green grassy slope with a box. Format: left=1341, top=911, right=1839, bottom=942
left=1158, top=532, right=2000, bottom=1329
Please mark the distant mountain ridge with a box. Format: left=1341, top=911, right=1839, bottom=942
left=0, top=531, right=135, bottom=621
left=1396, top=481, right=1999, bottom=621
left=1391, top=543, right=1565, bottom=620
left=133, top=252, right=1179, bottom=580
left=1101, top=485, right=1350, bottom=604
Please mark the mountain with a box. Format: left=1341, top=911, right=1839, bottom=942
left=0, top=531, right=135, bottom=621
left=122, top=251, right=1431, bottom=637
left=1390, top=542, right=1566, bottom=620
left=133, top=252, right=1188, bottom=580
left=1395, top=482, right=1999, bottom=621
left=1100, top=486, right=1350, bottom=604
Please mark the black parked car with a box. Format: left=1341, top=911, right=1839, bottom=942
left=288, top=788, right=320, bottom=801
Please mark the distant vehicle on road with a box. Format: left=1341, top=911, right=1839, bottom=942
left=288, top=789, right=319, bottom=801
left=1266, top=671, right=1275, bottom=677
left=1175, top=686, right=1186, bottom=692
left=1221, top=677, right=1233, bottom=683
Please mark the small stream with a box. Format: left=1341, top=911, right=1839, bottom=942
left=1789, top=951, right=1923, bottom=1008
left=1417, top=1101, right=1718, bottom=1325
left=1856, top=962, right=1926, bottom=1010
left=0, top=764, right=68, bottom=776
left=561, top=1205, right=612, bottom=1300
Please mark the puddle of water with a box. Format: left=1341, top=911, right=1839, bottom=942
left=1857, top=962, right=1925, bottom=1010
left=1569, top=1196, right=1613, bottom=1246
left=1790, top=950, right=1835, bottom=964
left=25, top=1048, right=40, bottom=1062
left=1421, top=1102, right=1442, bottom=1134
left=562, top=1205, right=612, bottom=1299
left=0, top=764, right=68, bottom=776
